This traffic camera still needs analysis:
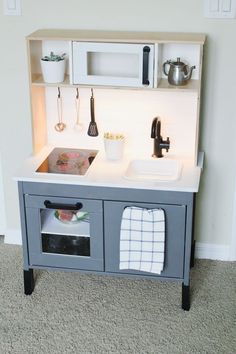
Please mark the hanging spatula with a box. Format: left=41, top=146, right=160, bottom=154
left=87, top=88, right=99, bottom=137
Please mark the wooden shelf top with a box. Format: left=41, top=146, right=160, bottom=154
left=32, top=74, right=70, bottom=87
left=27, top=29, right=206, bottom=44
left=158, top=78, right=200, bottom=92
left=31, top=74, right=200, bottom=93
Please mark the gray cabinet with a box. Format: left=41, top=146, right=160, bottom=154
left=104, top=201, right=186, bottom=278
left=18, top=181, right=195, bottom=310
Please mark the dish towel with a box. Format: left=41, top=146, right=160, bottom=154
left=119, top=206, right=165, bottom=274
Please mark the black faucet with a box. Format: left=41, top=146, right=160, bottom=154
left=151, top=117, right=170, bottom=158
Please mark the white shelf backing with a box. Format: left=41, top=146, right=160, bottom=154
left=41, top=209, right=90, bottom=237
left=45, top=87, right=199, bottom=163
left=42, top=41, right=71, bottom=76
left=29, top=40, right=71, bottom=79
left=160, top=43, right=201, bottom=80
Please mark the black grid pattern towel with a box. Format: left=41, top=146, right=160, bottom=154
left=119, top=206, right=165, bottom=274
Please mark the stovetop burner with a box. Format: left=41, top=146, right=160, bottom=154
left=36, top=148, right=98, bottom=176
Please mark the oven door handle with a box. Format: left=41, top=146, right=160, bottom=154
left=44, top=200, right=83, bottom=211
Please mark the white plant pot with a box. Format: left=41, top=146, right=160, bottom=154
left=41, top=59, right=66, bottom=83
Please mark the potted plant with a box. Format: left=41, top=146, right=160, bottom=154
left=41, top=52, right=66, bottom=83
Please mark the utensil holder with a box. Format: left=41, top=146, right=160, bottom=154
left=104, top=137, right=125, bottom=161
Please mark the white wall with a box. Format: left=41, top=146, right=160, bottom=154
left=0, top=154, right=6, bottom=234
left=0, top=0, right=235, bottom=255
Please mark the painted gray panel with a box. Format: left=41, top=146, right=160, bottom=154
left=22, top=182, right=191, bottom=205
left=183, top=193, right=194, bottom=285
left=29, top=264, right=183, bottom=282
left=104, top=201, right=186, bottom=278
left=25, top=194, right=102, bottom=212
left=18, top=182, right=30, bottom=270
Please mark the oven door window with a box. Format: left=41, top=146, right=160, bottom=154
left=40, top=208, right=90, bottom=257
left=25, top=195, right=104, bottom=271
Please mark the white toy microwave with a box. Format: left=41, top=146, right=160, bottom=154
left=71, top=41, right=155, bottom=88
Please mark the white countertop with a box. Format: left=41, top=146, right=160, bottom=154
left=14, top=146, right=203, bottom=192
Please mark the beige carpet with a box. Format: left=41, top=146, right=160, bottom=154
left=0, top=241, right=235, bottom=354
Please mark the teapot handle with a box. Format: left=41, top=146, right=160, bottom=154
left=163, top=60, right=171, bottom=76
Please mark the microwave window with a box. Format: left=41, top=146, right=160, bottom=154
left=87, top=52, right=139, bottom=78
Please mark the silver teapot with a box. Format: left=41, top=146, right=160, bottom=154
left=163, top=57, right=196, bottom=86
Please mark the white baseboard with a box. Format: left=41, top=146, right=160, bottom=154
left=195, top=242, right=232, bottom=261
left=4, top=229, right=22, bottom=245
left=0, top=227, right=6, bottom=235
left=230, top=179, right=236, bottom=261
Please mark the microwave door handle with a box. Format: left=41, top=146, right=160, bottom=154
left=142, top=46, right=150, bottom=86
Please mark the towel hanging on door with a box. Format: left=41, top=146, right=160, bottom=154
left=119, top=206, right=165, bottom=274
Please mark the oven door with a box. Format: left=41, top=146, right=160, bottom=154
left=72, top=41, right=154, bottom=88
left=25, top=195, right=103, bottom=271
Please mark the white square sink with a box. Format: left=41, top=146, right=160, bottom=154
left=124, top=158, right=182, bottom=182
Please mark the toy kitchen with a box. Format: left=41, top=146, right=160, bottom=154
left=15, top=29, right=206, bottom=310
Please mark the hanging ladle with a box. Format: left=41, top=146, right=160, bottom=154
left=55, top=87, right=66, bottom=132
left=74, top=87, right=83, bottom=131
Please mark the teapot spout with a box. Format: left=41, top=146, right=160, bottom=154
left=185, top=65, right=196, bottom=81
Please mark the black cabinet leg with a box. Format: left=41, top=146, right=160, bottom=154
left=182, top=283, right=190, bottom=311
left=24, top=269, right=35, bottom=295
left=190, top=240, right=196, bottom=268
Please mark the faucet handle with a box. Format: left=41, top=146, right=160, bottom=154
left=166, top=137, right=170, bottom=152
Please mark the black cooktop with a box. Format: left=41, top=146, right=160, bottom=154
left=36, top=148, right=98, bottom=176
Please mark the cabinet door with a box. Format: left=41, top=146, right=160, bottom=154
left=25, top=195, right=103, bottom=271
left=72, top=42, right=154, bottom=87
left=104, top=201, right=186, bottom=278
